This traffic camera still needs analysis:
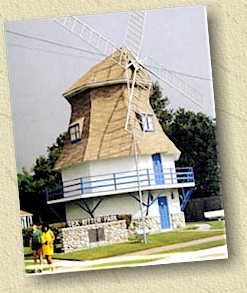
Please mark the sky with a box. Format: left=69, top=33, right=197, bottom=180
left=4, top=5, right=215, bottom=173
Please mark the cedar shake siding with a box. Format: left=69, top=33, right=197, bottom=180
left=54, top=50, right=180, bottom=171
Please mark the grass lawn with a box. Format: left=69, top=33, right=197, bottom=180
left=186, top=220, right=226, bottom=230
left=24, top=247, right=30, bottom=255
left=85, top=257, right=166, bottom=270
left=150, top=238, right=227, bottom=255
left=52, top=229, right=225, bottom=262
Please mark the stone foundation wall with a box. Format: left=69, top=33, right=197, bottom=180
left=170, top=212, right=186, bottom=229
left=61, top=220, right=128, bottom=253
left=128, top=216, right=161, bottom=234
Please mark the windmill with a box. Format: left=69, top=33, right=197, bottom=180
left=54, top=10, right=203, bottom=243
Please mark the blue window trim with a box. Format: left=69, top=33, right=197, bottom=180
left=69, top=123, right=81, bottom=143
left=140, top=114, right=155, bottom=132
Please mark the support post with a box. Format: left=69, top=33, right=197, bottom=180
left=80, top=178, right=84, bottom=194
left=45, top=186, right=49, bottom=202
left=113, top=173, right=117, bottom=190
left=146, top=190, right=151, bottom=216
left=180, top=187, right=194, bottom=211
left=147, top=169, right=150, bottom=186
left=131, top=121, right=147, bottom=244
left=171, top=168, right=173, bottom=184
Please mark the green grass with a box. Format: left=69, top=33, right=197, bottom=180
left=24, top=247, right=32, bottom=256
left=186, top=220, right=225, bottom=230
left=52, top=230, right=224, bottom=262
left=86, top=257, right=164, bottom=269
left=25, top=261, right=36, bottom=266
left=150, top=238, right=227, bottom=255
left=206, top=220, right=226, bottom=230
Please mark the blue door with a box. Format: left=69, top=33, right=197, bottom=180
left=152, top=154, right=164, bottom=184
left=158, top=197, right=170, bottom=229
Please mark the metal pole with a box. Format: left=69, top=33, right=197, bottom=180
left=125, top=55, right=147, bottom=244
left=131, top=122, right=147, bottom=244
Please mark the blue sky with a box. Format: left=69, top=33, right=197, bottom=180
left=5, top=5, right=215, bottom=172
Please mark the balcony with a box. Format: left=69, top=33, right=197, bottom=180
left=46, top=167, right=195, bottom=204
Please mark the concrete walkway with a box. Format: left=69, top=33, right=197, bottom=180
left=26, top=234, right=227, bottom=275
left=139, top=245, right=228, bottom=266
left=194, top=223, right=211, bottom=231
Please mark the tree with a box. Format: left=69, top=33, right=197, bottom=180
left=167, top=108, right=221, bottom=198
left=18, top=132, right=67, bottom=223
left=150, top=82, right=221, bottom=198
left=150, top=81, right=173, bottom=133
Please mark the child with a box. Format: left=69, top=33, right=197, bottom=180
left=29, top=224, right=43, bottom=272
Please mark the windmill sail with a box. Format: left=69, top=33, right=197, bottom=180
left=55, top=16, right=122, bottom=63
left=124, top=10, right=147, bottom=60
left=56, top=13, right=205, bottom=110
left=142, top=56, right=204, bottom=108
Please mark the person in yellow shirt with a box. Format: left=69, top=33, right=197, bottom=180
left=41, top=223, right=55, bottom=271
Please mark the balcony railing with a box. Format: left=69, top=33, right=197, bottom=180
left=46, top=167, right=194, bottom=202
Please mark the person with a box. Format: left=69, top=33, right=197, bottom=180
left=29, top=224, right=43, bottom=272
left=41, top=223, right=55, bottom=271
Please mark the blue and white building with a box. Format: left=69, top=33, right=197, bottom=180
left=46, top=51, right=195, bottom=233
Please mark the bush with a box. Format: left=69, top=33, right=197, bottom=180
left=22, top=227, right=33, bottom=247
left=117, top=214, right=132, bottom=228
left=22, top=222, right=67, bottom=251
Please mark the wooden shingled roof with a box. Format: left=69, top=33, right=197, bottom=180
left=63, top=49, right=149, bottom=98
left=54, top=50, right=180, bottom=170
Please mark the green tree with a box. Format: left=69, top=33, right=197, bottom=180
left=167, top=108, right=221, bottom=198
left=18, top=168, right=36, bottom=214
left=150, top=82, right=221, bottom=198
left=18, top=132, right=67, bottom=223
left=150, top=81, right=173, bottom=133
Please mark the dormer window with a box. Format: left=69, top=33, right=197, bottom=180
left=141, top=114, right=155, bottom=132
left=69, top=123, right=80, bottom=143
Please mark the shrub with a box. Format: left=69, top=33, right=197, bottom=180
left=117, top=214, right=132, bottom=228
left=22, top=222, right=67, bottom=251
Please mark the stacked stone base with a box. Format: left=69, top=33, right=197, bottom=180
left=128, top=213, right=185, bottom=233
left=61, top=213, right=186, bottom=252
left=61, top=220, right=128, bottom=253
left=128, top=216, right=161, bottom=234
left=170, top=212, right=186, bottom=229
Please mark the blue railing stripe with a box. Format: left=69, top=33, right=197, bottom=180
left=50, top=176, right=192, bottom=193
left=47, top=167, right=195, bottom=201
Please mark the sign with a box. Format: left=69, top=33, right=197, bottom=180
left=67, top=215, right=118, bottom=228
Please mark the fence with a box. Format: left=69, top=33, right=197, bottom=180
left=184, top=196, right=224, bottom=222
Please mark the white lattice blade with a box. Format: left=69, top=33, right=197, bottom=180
left=143, top=56, right=204, bottom=108
left=124, top=10, right=147, bottom=60
left=55, top=16, right=119, bottom=58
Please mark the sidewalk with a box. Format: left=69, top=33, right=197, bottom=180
left=143, top=245, right=228, bottom=266
left=26, top=234, right=227, bottom=275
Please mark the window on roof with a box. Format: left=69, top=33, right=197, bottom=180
left=69, top=123, right=81, bottom=143
left=140, top=114, right=155, bottom=132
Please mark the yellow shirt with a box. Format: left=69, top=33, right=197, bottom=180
left=41, top=229, right=54, bottom=256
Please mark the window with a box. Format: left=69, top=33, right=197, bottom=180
left=69, top=123, right=80, bottom=143
left=141, top=114, right=155, bottom=132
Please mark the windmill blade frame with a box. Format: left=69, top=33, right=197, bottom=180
left=55, top=16, right=124, bottom=66
left=124, top=10, right=147, bottom=60
left=55, top=14, right=205, bottom=110
left=141, top=56, right=205, bottom=109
